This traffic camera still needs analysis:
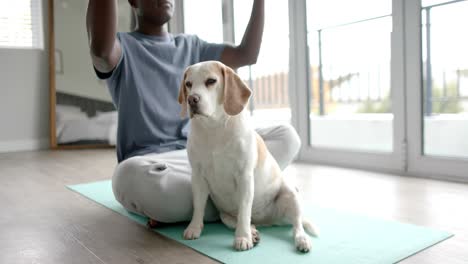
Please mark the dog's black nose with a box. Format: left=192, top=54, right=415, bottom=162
left=188, top=94, right=200, bottom=106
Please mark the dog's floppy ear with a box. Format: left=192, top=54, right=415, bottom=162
left=222, top=65, right=252, bottom=116
left=178, top=71, right=188, bottom=118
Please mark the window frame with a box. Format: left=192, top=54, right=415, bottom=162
left=405, top=0, right=468, bottom=181
left=292, top=0, right=406, bottom=174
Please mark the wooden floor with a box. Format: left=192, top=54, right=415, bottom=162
left=0, top=149, right=467, bottom=264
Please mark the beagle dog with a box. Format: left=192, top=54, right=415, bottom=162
left=178, top=61, right=317, bottom=252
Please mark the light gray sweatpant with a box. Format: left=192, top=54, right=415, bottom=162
left=112, top=124, right=301, bottom=223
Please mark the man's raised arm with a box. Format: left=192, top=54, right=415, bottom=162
left=220, top=0, right=264, bottom=70
left=86, top=0, right=122, bottom=73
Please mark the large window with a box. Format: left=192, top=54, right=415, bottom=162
left=0, top=0, right=43, bottom=49
left=421, top=0, right=468, bottom=159
left=177, top=0, right=468, bottom=180
left=306, top=0, right=393, bottom=152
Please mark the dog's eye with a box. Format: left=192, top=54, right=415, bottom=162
left=185, top=81, right=192, bottom=88
left=205, top=78, right=217, bottom=86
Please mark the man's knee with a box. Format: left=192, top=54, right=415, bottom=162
left=112, top=155, right=219, bottom=223
left=112, top=156, right=176, bottom=221
left=258, top=123, right=302, bottom=170
left=113, top=156, right=148, bottom=201
left=278, top=124, right=302, bottom=159
left=270, top=124, right=302, bottom=169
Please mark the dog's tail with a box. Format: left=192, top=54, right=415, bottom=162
left=302, top=218, right=319, bottom=237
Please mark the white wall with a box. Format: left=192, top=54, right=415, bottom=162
left=0, top=0, right=49, bottom=153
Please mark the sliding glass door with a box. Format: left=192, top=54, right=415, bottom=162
left=307, top=0, right=393, bottom=153
left=406, top=0, right=468, bottom=180
left=421, top=0, right=468, bottom=159
left=290, top=0, right=467, bottom=180
left=292, top=0, right=405, bottom=172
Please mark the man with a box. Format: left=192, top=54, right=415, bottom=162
left=86, top=0, right=301, bottom=225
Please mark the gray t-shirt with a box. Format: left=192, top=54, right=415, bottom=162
left=98, top=32, right=225, bottom=162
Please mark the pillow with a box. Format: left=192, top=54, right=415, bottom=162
left=56, top=105, right=88, bottom=124
left=93, top=111, right=118, bottom=125
left=56, top=104, right=82, bottom=114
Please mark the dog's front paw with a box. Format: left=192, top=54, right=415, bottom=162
left=295, top=234, right=312, bottom=253
left=183, top=225, right=202, bottom=240
left=234, top=236, right=254, bottom=251
left=251, top=225, right=260, bottom=245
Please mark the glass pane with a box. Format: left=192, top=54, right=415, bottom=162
left=183, top=0, right=223, bottom=43
left=307, top=0, right=393, bottom=152
left=234, top=0, right=291, bottom=127
left=422, top=0, right=468, bottom=159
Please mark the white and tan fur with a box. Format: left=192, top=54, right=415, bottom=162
left=178, top=61, right=318, bottom=252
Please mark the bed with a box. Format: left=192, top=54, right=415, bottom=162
left=56, top=92, right=117, bottom=146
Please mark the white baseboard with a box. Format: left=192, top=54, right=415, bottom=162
left=0, top=138, right=49, bottom=153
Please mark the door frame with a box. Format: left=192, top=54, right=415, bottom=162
left=405, top=0, right=468, bottom=182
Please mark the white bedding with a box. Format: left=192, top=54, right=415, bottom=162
left=56, top=105, right=117, bottom=145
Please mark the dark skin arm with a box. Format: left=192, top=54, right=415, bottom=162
left=86, top=0, right=122, bottom=73
left=220, top=0, right=265, bottom=70
left=86, top=0, right=264, bottom=72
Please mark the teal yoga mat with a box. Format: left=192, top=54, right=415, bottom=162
left=67, top=180, right=452, bottom=264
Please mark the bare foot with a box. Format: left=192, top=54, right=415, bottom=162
left=146, top=218, right=159, bottom=229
